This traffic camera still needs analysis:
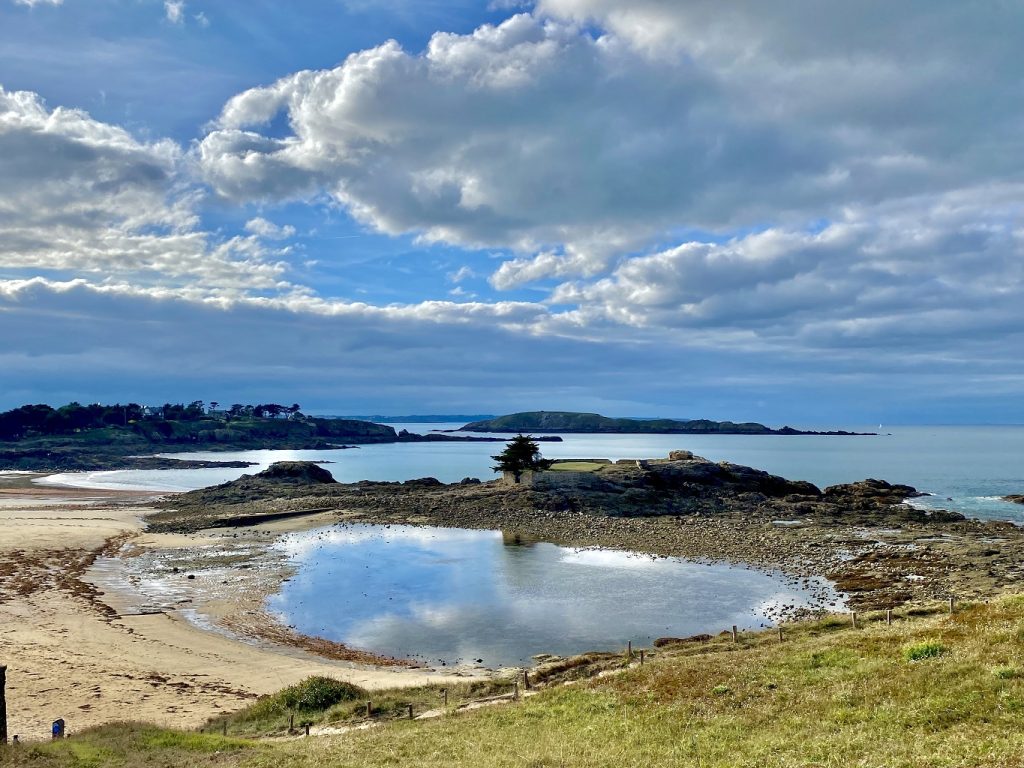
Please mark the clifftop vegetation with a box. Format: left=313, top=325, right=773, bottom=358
left=0, top=401, right=397, bottom=471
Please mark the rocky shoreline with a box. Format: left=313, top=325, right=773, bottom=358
left=150, top=455, right=1024, bottom=613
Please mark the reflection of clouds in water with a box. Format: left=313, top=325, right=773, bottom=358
left=272, top=523, right=843, bottom=666
left=343, top=599, right=582, bottom=663
left=559, top=548, right=663, bottom=570
left=276, top=523, right=499, bottom=558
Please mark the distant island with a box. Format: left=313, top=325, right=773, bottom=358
left=0, top=401, right=556, bottom=472
left=458, top=411, right=873, bottom=435
left=338, top=414, right=496, bottom=424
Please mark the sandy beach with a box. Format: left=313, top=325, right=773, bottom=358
left=0, top=474, right=470, bottom=742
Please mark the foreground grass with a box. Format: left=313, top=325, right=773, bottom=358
left=201, top=677, right=520, bottom=737
left=8, top=597, right=1024, bottom=767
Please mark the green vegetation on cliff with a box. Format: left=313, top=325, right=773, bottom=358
left=0, top=401, right=397, bottom=471
left=10, top=597, right=1024, bottom=767
left=461, top=411, right=868, bottom=435
left=0, top=402, right=537, bottom=472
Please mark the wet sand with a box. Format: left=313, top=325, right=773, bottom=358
left=0, top=474, right=474, bottom=742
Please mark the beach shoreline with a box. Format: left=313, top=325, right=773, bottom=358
left=0, top=474, right=479, bottom=742
left=6, top=458, right=1024, bottom=741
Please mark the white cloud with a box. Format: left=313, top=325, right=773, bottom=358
left=12, top=0, right=62, bottom=6
left=196, top=5, right=1024, bottom=292
left=164, top=0, right=185, bottom=24
left=0, top=86, right=294, bottom=293
left=544, top=184, right=1024, bottom=359
left=244, top=217, right=296, bottom=240
left=447, top=265, right=475, bottom=283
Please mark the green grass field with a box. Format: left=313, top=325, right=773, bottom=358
left=547, top=461, right=607, bottom=472
left=8, top=597, right=1024, bottom=767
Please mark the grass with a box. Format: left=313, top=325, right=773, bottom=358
left=548, top=461, right=607, bottom=472
left=9, top=597, right=1024, bottom=767
left=199, top=677, right=521, bottom=737
left=903, top=640, right=948, bottom=661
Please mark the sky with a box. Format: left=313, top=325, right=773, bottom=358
left=0, top=0, right=1022, bottom=424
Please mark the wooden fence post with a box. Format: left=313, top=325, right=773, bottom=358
left=222, top=720, right=227, bottom=737
left=731, top=625, right=738, bottom=643
left=1, top=665, right=7, bottom=746
left=886, top=609, right=892, bottom=626
left=851, top=612, right=857, bottom=629
left=407, top=704, right=414, bottom=720
left=639, top=650, right=645, bottom=666
left=778, top=626, right=784, bottom=642
left=627, top=641, right=632, bottom=659
left=949, top=596, right=955, bottom=614
left=523, top=669, right=530, bottom=690
left=366, top=701, right=372, bottom=718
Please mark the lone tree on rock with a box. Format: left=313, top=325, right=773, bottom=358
left=491, top=434, right=552, bottom=481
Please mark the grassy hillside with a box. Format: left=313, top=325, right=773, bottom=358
left=9, top=597, right=1024, bottom=767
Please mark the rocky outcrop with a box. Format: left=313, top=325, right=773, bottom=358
left=257, top=461, right=337, bottom=484
left=152, top=452, right=962, bottom=532
left=1003, top=495, right=1024, bottom=505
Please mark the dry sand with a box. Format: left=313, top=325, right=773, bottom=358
left=0, top=474, right=469, bottom=742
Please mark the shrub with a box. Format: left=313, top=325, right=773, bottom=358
left=241, top=676, right=369, bottom=722
left=993, top=666, right=1020, bottom=679
left=903, top=641, right=948, bottom=662
left=277, top=677, right=366, bottom=711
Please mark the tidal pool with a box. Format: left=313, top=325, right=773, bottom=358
left=267, top=523, right=841, bottom=668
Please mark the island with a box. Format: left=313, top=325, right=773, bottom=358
left=457, top=410, right=873, bottom=435
left=0, top=401, right=560, bottom=472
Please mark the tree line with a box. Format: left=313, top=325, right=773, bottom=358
left=0, top=401, right=303, bottom=441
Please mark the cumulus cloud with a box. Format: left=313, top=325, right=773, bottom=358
left=197, top=5, right=1024, bottom=291
left=198, top=15, right=728, bottom=279
left=0, top=87, right=299, bottom=293
left=244, top=217, right=296, bottom=240
left=546, top=184, right=1024, bottom=358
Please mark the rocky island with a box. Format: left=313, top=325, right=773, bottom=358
left=150, top=452, right=1022, bottom=613
left=458, top=410, right=873, bottom=435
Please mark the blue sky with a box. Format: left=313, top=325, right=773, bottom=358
left=1, top=0, right=1022, bottom=424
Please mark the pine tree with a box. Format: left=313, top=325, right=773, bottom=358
left=491, top=434, right=552, bottom=481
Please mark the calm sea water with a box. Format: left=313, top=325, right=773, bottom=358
left=267, top=523, right=839, bottom=667
left=39, top=424, right=1024, bottom=522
